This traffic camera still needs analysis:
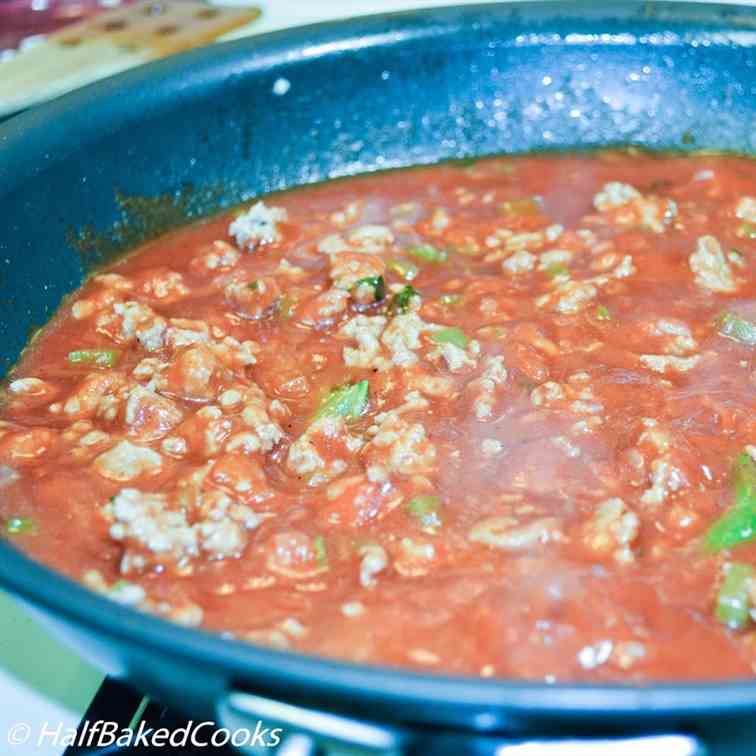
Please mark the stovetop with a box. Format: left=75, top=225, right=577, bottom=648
left=51, top=675, right=756, bottom=756
left=64, top=678, right=240, bottom=755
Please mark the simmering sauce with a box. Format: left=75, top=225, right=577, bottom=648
left=2, top=152, right=756, bottom=681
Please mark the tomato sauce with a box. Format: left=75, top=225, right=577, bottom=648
left=2, top=151, right=756, bottom=681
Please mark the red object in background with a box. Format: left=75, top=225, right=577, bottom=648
left=0, top=0, right=136, bottom=51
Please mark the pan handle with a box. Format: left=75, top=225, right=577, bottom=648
left=217, top=689, right=707, bottom=756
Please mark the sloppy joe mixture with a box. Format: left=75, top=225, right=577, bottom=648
left=2, top=152, right=756, bottom=682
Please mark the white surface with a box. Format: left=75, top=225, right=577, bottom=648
left=222, top=0, right=502, bottom=37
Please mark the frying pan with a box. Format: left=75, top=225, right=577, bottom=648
left=0, top=3, right=755, bottom=753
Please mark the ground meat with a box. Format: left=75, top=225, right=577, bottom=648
left=3, top=152, right=756, bottom=683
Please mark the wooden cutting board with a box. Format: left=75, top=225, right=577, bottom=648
left=0, top=1, right=262, bottom=117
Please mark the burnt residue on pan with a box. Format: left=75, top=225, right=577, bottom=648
left=66, top=182, right=228, bottom=272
